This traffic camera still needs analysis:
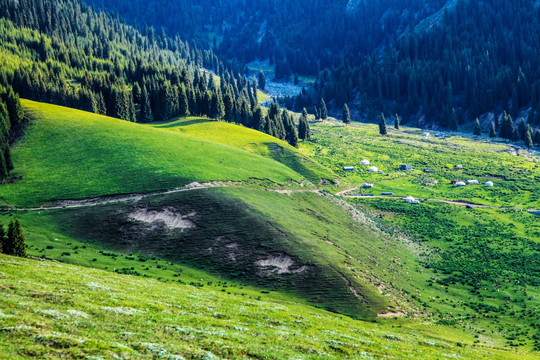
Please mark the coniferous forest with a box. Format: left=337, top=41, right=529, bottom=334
left=85, top=0, right=540, bottom=132
left=0, top=0, right=300, bottom=148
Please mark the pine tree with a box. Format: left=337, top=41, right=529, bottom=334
left=518, top=119, right=527, bottom=141
left=534, top=129, right=540, bottom=146
left=489, top=121, right=497, bottom=138
left=0, top=150, right=7, bottom=183
left=6, top=88, right=23, bottom=125
left=178, top=86, right=189, bottom=116
left=0, top=220, right=5, bottom=254
left=394, top=113, right=400, bottom=130
left=251, top=107, right=265, bottom=131
left=282, top=111, right=298, bottom=147
left=223, top=91, right=234, bottom=122
left=342, top=103, right=351, bottom=124
left=6, top=219, right=26, bottom=257
left=499, top=112, right=511, bottom=141
left=379, top=113, right=387, bottom=135
left=139, top=85, right=153, bottom=122
left=524, top=129, right=534, bottom=149
left=210, top=91, right=225, bottom=120
left=319, top=98, right=328, bottom=120
left=258, top=71, right=266, bottom=91
left=97, top=92, right=107, bottom=115
left=449, top=108, right=458, bottom=131
left=132, top=82, right=142, bottom=104
left=473, top=118, right=482, bottom=136
left=298, top=108, right=310, bottom=140
left=0, top=101, right=9, bottom=140
left=511, top=122, right=519, bottom=143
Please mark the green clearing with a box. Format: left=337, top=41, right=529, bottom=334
left=304, top=120, right=540, bottom=209
left=150, top=116, right=331, bottom=182
left=0, top=254, right=533, bottom=359
left=1, top=100, right=302, bottom=206
left=301, top=119, right=540, bottom=350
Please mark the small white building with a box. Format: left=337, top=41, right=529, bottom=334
left=405, top=196, right=416, bottom=203
left=343, top=166, right=355, bottom=171
left=486, top=181, right=494, bottom=187
left=361, top=159, right=370, bottom=165
left=363, top=183, right=374, bottom=188
left=467, top=180, right=479, bottom=185
left=455, top=165, right=463, bottom=169
left=456, top=181, right=466, bottom=187
left=369, top=166, right=378, bottom=172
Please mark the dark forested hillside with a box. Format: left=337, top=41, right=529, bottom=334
left=85, top=0, right=540, bottom=130
left=0, top=0, right=299, bottom=146
left=305, top=0, right=540, bottom=129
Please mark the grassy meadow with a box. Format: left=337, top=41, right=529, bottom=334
left=1, top=100, right=539, bottom=357
left=301, top=119, right=540, bottom=350
left=0, top=254, right=534, bottom=359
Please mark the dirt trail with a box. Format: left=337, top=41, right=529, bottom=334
left=342, top=193, right=494, bottom=209
left=3, top=182, right=225, bottom=212
left=5, top=181, right=501, bottom=213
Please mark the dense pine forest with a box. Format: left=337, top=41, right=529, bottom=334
left=86, top=0, right=540, bottom=133
left=0, top=0, right=300, bottom=147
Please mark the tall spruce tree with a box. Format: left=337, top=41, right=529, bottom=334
left=6, top=88, right=23, bottom=125
left=319, top=98, right=328, bottom=120
left=139, top=85, right=153, bottom=122
left=500, top=112, right=513, bottom=141
left=534, top=129, right=540, bottom=146
left=0, top=150, right=7, bottom=183
left=342, top=103, right=351, bottom=124
left=524, top=129, right=534, bottom=149
left=0, top=101, right=10, bottom=139
left=178, top=86, right=189, bottom=116
left=394, top=114, right=400, bottom=130
left=489, top=121, right=497, bottom=138
left=210, top=91, right=225, bottom=120
left=298, top=108, right=310, bottom=140
left=252, top=107, right=265, bottom=131
left=282, top=111, right=298, bottom=147
left=379, top=113, right=387, bottom=135
left=6, top=219, right=26, bottom=257
left=258, top=71, right=266, bottom=91
left=474, top=118, right=482, bottom=136
left=0, top=220, right=5, bottom=254
left=518, top=119, right=528, bottom=141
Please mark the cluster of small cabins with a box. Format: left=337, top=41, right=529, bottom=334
left=343, top=160, right=496, bottom=204
left=343, top=162, right=412, bottom=174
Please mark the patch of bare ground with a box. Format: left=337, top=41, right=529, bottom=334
left=128, top=207, right=196, bottom=231
left=255, top=254, right=308, bottom=275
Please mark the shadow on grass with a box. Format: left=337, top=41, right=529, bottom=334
left=152, top=118, right=214, bottom=128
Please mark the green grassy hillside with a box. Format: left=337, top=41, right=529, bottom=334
left=151, top=117, right=331, bottom=182
left=2, top=100, right=540, bottom=355
left=0, top=254, right=532, bottom=359
left=5, top=187, right=407, bottom=321
left=2, top=100, right=303, bottom=206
